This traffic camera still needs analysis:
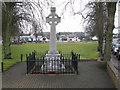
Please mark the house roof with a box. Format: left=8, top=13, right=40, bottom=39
left=68, top=34, right=75, bottom=38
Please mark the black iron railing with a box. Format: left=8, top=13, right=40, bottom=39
left=26, top=51, right=80, bottom=74
left=26, top=52, right=36, bottom=74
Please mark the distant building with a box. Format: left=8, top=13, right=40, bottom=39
left=67, top=34, right=80, bottom=42
left=113, top=27, right=120, bottom=38
left=58, top=32, right=81, bottom=42
left=43, top=32, right=50, bottom=39
left=92, top=36, right=98, bottom=41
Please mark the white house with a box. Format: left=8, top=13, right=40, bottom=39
left=67, top=34, right=80, bottom=42
left=92, top=36, right=98, bottom=41
left=113, top=27, right=120, bottom=37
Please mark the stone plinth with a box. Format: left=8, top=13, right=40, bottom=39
left=41, top=54, right=65, bottom=73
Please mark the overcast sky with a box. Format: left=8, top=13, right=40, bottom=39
left=113, top=1, right=120, bottom=34
left=44, top=0, right=90, bottom=33
left=114, top=1, right=120, bottom=27
left=44, top=0, right=119, bottom=33
left=20, top=0, right=119, bottom=33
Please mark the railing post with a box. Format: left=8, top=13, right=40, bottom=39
left=26, top=55, right=28, bottom=74
left=34, top=52, right=36, bottom=60
left=29, top=53, right=31, bottom=60
left=21, top=54, right=23, bottom=62
left=76, top=55, right=79, bottom=75
left=1, top=62, right=4, bottom=73
left=78, top=54, right=80, bottom=60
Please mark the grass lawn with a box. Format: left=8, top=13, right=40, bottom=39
left=2, top=42, right=99, bottom=70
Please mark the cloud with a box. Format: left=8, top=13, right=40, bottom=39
left=44, top=0, right=88, bottom=32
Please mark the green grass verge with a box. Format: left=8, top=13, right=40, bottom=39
left=2, top=42, right=99, bottom=70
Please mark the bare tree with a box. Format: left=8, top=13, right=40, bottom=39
left=2, top=0, right=54, bottom=59
left=2, top=2, right=16, bottom=59
left=58, top=0, right=117, bottom=62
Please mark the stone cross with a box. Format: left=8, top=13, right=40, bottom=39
left=46, top=7, right=61, bottom=54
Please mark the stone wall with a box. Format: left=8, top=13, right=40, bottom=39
left=107, top=61, right=120, bottom=89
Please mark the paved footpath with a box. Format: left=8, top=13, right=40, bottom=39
left=2, top=61, right=115, bottom=88
left=111, top=54, right=120, bottom=71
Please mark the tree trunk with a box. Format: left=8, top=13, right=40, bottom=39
left=96, top=2, right=104, bottom=57
left=3, top=23, right=11, bottom=59
left=35, top=35, right=38, bottom=43
left=2, top=3, right=14, bottom=59
left=103, top=2, right=116, bottom=61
